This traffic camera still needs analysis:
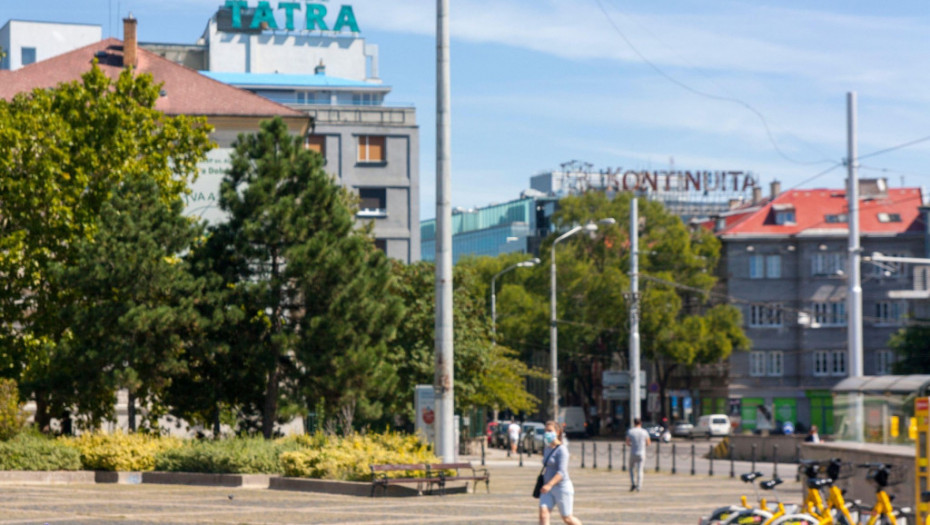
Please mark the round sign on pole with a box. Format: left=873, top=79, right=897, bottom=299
left=649, top=382, right=659, bottom=393
left=422, top=408, right=435, bottom=425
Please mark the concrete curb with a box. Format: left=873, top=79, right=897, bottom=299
left=0, top=470, right=96, bottom=484
left=269, top=477, right=470, bottom=497
left=142, top=472, right=272, bottom=489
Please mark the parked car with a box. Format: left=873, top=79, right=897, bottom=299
left=520, top=422, right=546, bottom=454
left=643, top=424, right=666, bottom=442
left=671, top=421, right=693, bottom=438
left=492, top=420, right=512, bottom=449
left=558, top=406, right=587, bottom=438
left=690, top=414, right=731, bottom=438
left=485, top=421, right=499, bottom=445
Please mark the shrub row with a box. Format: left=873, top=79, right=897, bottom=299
left=0, top=431, right=438, bottom=480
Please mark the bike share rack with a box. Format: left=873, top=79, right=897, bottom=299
left=916, top=396, right=929, bottom=525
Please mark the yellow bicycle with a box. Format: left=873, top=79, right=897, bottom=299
left=851, top=463, right=907, bottom=525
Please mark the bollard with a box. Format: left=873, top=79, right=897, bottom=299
left=593, top=442, right=598, bottom=469
left=672, top=443, right=677, bottom=474
left=729, top=442, right=735, bottom=478
left=795, top=444, right=801, bottom=482
left=686, top=443, right=691, bottom=476
left=751, top=443, right=757, bottom=472
left=655, top=441, right=661, bottom=473
left=532, top=436, right=537, bottom=456
left=622, top=442, right=627, bottom=472
left=519, top=445, right=524, bottom=467
left=609, top=443, right=613, bottom=471
left=481, top=439, right=486, bottom=467
left=772, top=444, right=778, bottom=478
left=709, top=445, right=714, bottom=476
left=581, top=442, right=586, bottom=469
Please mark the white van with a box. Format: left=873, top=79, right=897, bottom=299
left=558, top=407, right=587, bottom=438
left=691, top=414, right=731, bottom=438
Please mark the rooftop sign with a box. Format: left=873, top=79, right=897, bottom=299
left=223, top=1, right=360, bottom=33
left=553, top=168, right=758, bottom=194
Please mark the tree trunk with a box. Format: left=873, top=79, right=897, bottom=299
left=262, top=363, right=280, bottom=439
left=34, top=392, right=51, bottom=433
left=128, top=390, right=136, bottom=432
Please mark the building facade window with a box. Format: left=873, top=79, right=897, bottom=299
left=373, top=239, right=387, bottom=252
left=357, top=135, right=386, bottom=163
left=357, top=188, right=387, bottom=217
left=812, top=301, right=846, bottom=326
left=812, top=253, right=846, bottom=276
left=749, top=254, right=782, bottom=279
left=876, top=349, right=895, bottom=375
left=749, top=304, right=783, bottom=327
left=21, top=47, right=36, bottom=67
left=813, top=350, right=846, bottom=377
left=874, top=301, right=903, bottom=324
left=305, top=135, right=326, bottom=157
left=751, top=351, right=784, bottom=377
left=831, top=350, right=846, bottom=376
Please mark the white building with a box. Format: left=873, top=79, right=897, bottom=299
left=0, top=20, right=101, bottom=70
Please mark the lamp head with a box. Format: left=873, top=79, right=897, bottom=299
left=517, top=257, right=541, bottom=268
left=598, top=217, right=617, bottom=226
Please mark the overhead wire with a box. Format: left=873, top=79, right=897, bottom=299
left=592, top=0, right=836, bottom=168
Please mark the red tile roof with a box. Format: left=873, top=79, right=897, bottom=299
left=717, top=187, right=924, bottom=237
left=0, top=38, right=304, bottom=118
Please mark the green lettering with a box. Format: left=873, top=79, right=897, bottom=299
left=278, top=2, right=301, bottom=31
left=250, top=1, right=278, bottom=29
left=332, top=5, right=360, bottom=33
left=305, top=3, right=328, bottom=31
left=224, top=0, right=248, bottom=28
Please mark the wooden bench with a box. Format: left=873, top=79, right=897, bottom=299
left=369, top=464, right=438, bottom=497
left=427, top=462, right=490, bottom=496
left=369, top=462, right=490, bottom=497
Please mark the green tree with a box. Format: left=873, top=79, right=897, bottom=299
left=490, top=192, right=749, bottom=421
left=385, top=260, right=542, bottom=424
left=50, top=175, right=205, bottom=431
left=198, top=117, right=403, bottom=438
left=889, top=323, right=930, bottom=374
left=0, top=63, right=210, bottom=429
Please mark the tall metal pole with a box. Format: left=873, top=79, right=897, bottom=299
left=846, top=91, right=864, bottom=443
left=629, top=198, right=641, bottom=423
left=550, top=241, right=560, bottom=422
left=434, top=0, right=455, bottom=462
left=491, top=278, right=497, bottom=344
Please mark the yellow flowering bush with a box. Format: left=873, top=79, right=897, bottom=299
left=67, top=431, right=183, bottom=471
left=279, top=431, right=438, bottom=481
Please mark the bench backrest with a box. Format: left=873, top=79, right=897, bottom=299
left=428, top=462, right=473, bottom=471
left=370, top=464, right=427, bottom=473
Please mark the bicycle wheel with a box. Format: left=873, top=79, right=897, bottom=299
left=702, top=505, right=745, bottom=525
left=770, top=513, right=821, bottom=525
left=722, top=508, right=773, bottom=525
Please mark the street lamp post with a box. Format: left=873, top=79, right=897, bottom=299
left=491, top=258, right=540, bottom=344
left=550, top=219, right=616, bottom=421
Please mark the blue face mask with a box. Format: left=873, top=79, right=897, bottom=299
left=543, top=431, right=557, bottom=445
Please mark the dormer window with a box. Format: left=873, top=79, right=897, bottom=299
left=772, top=204, right=796, bottom=225
left=877, top=213, right=901, bottom=223
left=824, top=214, right=847, bottom=223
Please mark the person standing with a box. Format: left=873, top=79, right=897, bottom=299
left=508, top=420, right=522, bottom=457
left=538, top=421, right=582, bottom=525
left=805, top=425, right=821, bottom=443
left=626, top=418, right=651, bottom=492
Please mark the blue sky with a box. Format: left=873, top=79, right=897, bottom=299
left=6, top=1, right=930, bottom=220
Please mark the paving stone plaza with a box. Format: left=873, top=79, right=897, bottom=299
left=0, top=443, right=803, bottom=525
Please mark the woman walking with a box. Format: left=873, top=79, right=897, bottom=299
left=538, top=420, right=582, bottom=525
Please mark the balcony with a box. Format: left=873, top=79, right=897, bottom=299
left=297, top=104, right=416, bottom=126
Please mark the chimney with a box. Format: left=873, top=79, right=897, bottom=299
left=752, top=186, right=762, bottom=203
left=123, top=14, right=138, bottom=69
left=314, top=59, right=326, bottom=76
left=770, top=180, right=781, bottom=199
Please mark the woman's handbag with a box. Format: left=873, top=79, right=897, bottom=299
left=532, top=473, right=544, bottom=498
left=533, top=445, right=558, bottom=498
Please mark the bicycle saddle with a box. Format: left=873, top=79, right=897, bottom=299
left=760, top=478, right=783, bottom=490
left=807, top=478, right=833, bottom=489
left=741, top=472, right=765, bottom=482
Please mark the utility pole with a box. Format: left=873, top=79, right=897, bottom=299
left=847, top=91, right=864, bottom=443
left=629, top=199, right=641, bottom=424
left=434, top=0, right=455, bottom=462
